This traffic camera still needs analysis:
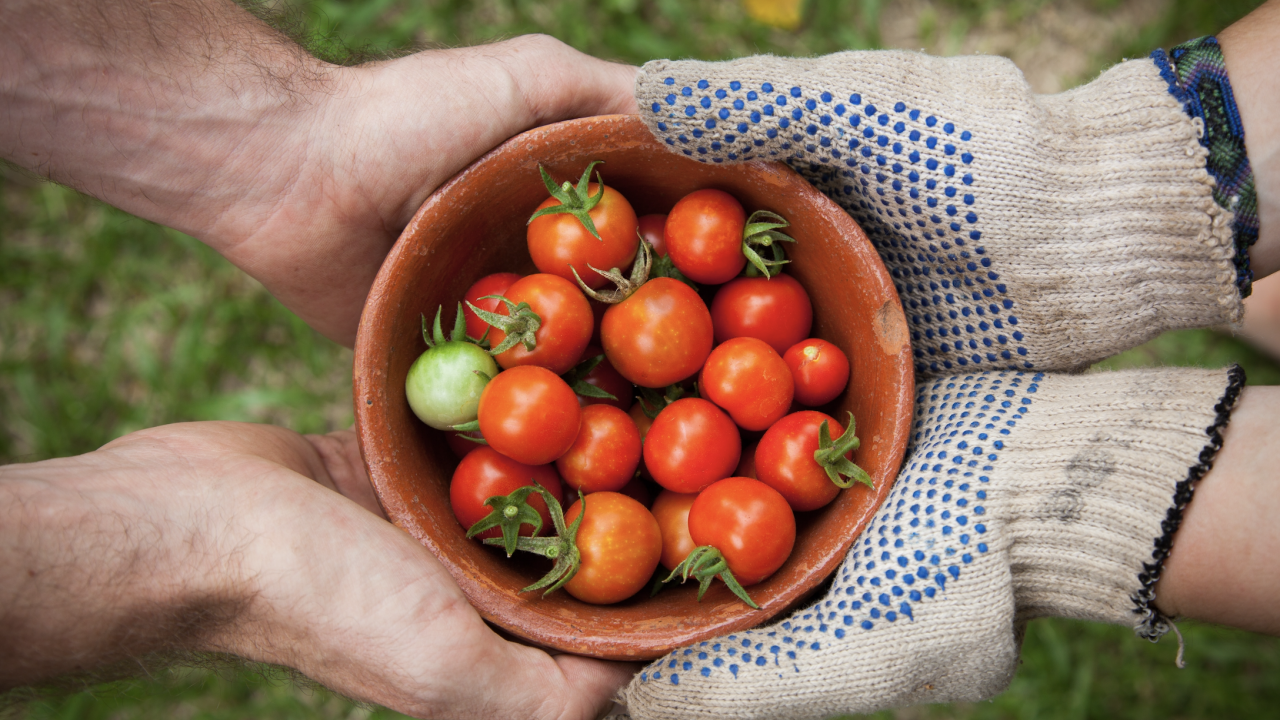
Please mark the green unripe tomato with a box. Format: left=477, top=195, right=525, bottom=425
left=405, top=341, right=498, bottom=430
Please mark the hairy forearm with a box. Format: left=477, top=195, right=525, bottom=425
left=0, top=0, right=330, bottom=246
left=0, top=422, right=632, bottom=720
left=3, top=0, right=639, bottom=345
left=0, top=449, right=246, bottom=688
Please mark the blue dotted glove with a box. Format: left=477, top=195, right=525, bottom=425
left=618, top=366, right=1241, bottom=719
left=635, top=52, right=1241, bottom=376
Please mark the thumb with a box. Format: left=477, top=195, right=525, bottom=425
left=353, top=34, right=639, bottom=230
left=458, top=640, right=639, bottom=720
left=553, top=653, right=642, bottom=720
left=486, top=34, right=640, bottom=124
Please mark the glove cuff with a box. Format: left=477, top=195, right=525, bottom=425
left=637, top=54, right=1242, bottom=375
left=991, top=366, right=1245, bottom=635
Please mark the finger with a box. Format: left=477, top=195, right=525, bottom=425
left=373, top=35, right=640, bottom=230
left=470, top=641, right=638, bottom=720
left=554, top=654, right=642, bottom=720
left=121, top=422, right=387, bottom=519
left=304, top=428, right=386, bottom=518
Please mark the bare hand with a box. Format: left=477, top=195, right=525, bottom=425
left=1, top=422, right=635, bottom=719
left=209, top=36, right=639, bottom=346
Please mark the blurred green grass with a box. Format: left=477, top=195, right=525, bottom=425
left=4, top=0, right=1277, bottom=718
left=0, top=175, right=354, bottom=464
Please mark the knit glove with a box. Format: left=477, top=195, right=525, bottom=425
left=635, top=50, right=1246, bottom=376
left=612, top=46, right=1255, bottom=719
left=617, top=365, right=1243, bottom=720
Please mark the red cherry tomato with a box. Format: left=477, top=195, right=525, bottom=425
left=601, top=277, right=713, bottom=388
left=528, top=183, right=638, bottom=290
left=699, top=337, right=795, bottom=431
left=487, top=273, right=593, bottom=376
left=449, top=446, right=563, bottom=540
left=710, top=274, right=814, bottom=355
left=462, top=272, right=520, bottom=341
left=643, top=398, right=741, bottom=494
left=688, top=477, right=795, bottom=586
left=574, top=345, right=633, bottom=411
left=477, top=366, right=581, bottom=466
left=637, top=214, right=668, bottom=255
left=664, top=189, right=746, bottom=284
left=651, top=490, right=698, bottom=572
left=784, top=338, right=851, bottom=407
left=754, top=410, right=851, bottom=512
left=445, top=430, right=485, bottom=459
left=556, top=404, right=642, bottom=494
left=563, top=492, right=662, bottom=604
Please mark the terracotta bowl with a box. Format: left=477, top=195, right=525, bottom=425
left=353, top=114, right=913, bottom=661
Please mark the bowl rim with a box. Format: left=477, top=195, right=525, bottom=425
left=353, top=114, right=914, bottom=660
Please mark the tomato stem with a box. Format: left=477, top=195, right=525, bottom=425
left=646, top=227, right=699, bottom=290
left=482, top=487, right=585, bottom=597
left=571, top=238, right=652, bottom=304
left=466, top=485, right=546, bottom=557
left=813, top=412, right=874, bottom=489
left=453, top=431, right=487, bottom=446
left=422, top=303, right=487, bottom=348
left=561, top=354, right=619, bottom=401
left=665, top=545, right=759, bottom=609
left=527, top=162, right=607, bottom=240
left=466, top=296, right=543, bottom=356
left=741, top=210, right=796, bottom=279
left=637, top=383, right=691, bottom=419
left=650, top=569, right=671, bottom=597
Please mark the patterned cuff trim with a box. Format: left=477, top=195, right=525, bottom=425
left=1131, top=364, right=1246, bottom=641
left=1151, top=38, right=1259, bottom=298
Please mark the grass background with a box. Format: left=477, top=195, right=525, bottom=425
left=3, top=0, right=1277, bottom=717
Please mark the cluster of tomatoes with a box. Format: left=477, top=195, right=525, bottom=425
left=405, top=163, right=868, bottom=607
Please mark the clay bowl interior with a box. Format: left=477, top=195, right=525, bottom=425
left=354, top=114, right=913, bottom=661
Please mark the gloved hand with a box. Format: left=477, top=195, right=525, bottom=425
left=634, top=49, right=1244, bottom=377
left=618, top=365, right=1241, bottom=719
left=613, top=43, right=1254, bottom=720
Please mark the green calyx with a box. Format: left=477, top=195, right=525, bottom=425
left=466, top=296, right=542, bottom=356
left=466, top=485, right=544, bottom=556
left=572, top=237, right=653, bottom=305
left=814, top=412, right=874, bottom=489
left=650, top=568, right=671, bottom=597
left=448, top=420, right=487, bottom=445
left=482, top=487, right=584, bottom=597
left=741, top=210, right=796, bottom=278
left=528, top=161, right=607, bottom=240
left=651, top=253, right=698, bottom=290
left=646, top=231, right=699, bottom=291
left=561, top=354, right=618, bottom=401
left=664, top=545, right=758, bottom=609
left=637, top=383, right=693, bottom=420
left=423, top=302, right=488, bottom=348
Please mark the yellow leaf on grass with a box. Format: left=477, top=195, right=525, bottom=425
left=743, top=0, right=804, bottom=29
